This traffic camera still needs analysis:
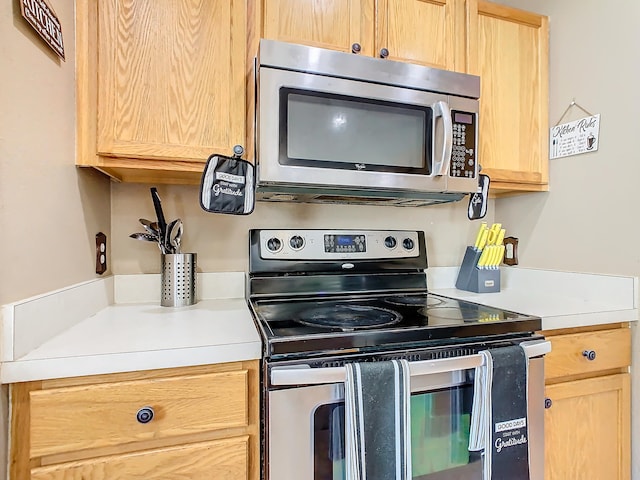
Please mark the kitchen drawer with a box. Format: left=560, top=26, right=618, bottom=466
left=30, top=436, right=248, bottom=480
left=544, top=327, right=631, bottom=381
left=29, top=370, right=248, bottom=458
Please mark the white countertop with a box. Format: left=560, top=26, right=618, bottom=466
left=428, top=267, right=639, bottom=330
left=1, top=268, right=637, bottom=384
left=0, top=273, right=261, bottom=384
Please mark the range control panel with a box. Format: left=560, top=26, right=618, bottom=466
left=449, top=110, right=477, bottom=179
left=259, top=230, right=420, bottom=260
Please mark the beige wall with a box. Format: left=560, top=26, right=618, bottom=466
left=111, top=183, right=492, bottom=274
left=493, top=0, right=640, bottom=276
left=1, top=1, right=111, bottom=476
left=0, top=1, right=111, bottom=307
left=493, top=0, right=640, bottom=477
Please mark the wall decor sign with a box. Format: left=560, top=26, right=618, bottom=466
left=20, top=0, right=65, bottom=60
left=549, top=114, right=600, bottom=159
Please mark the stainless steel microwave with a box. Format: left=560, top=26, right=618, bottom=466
left=255, top=39, right=481, bottom=207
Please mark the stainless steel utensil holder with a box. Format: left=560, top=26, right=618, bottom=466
left=161, top=253, right=196, bottom=307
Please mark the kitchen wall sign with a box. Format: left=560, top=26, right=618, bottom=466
left=550, top=100, right=599, bottom=159
left=20, top=0, right=65, bottom=60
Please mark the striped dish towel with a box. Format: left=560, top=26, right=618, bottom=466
left=469, top=346, right=531, bottom=480
left=345, top=359, right=412, bottom=480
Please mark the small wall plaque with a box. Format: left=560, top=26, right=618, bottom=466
left=550, top=114, right=600, bottom=160
left=20, top=0, right=65, bottom=60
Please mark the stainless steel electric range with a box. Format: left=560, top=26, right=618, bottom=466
left=247, top=229, right=547, bottom=480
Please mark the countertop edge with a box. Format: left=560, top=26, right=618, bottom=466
left=0, top=341, right=263, bottom=384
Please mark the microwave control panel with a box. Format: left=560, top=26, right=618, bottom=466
left=449, top=110, right=477, bottom=178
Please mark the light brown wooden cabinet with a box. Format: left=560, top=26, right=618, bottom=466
left=466, top=0, right=549, bottom=194
left=76, top=0, right=247, bottom=184
left=541, top=324, right=631, bottom=480
left=259, top=0, right=465, bottom=71
left=10, top=361, right=260, bottom=480
left=76, top=0, right=548, bottom=193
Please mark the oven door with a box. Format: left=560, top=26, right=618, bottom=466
left=266, top=342, right=548, bottom=480
left=258, top=67, right=474, bottom=194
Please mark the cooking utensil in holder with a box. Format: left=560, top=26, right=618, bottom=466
left=455, top=246, right=500, bottom=293
left=161, top=253, right=197, bottom=307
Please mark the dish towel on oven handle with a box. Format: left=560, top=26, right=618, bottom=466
left=469, top=345, right=531, bottom=480
left=345, top=359, right=412, bottom=480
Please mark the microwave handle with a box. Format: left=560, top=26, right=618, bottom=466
left=432, top=100, right=453, bottom=177
left=271, top=340, right=551, bottom=386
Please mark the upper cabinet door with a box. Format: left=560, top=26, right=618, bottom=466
left=262, top=0, right=375, bottom=56
left=467, top=0, right=549, bottom=193
left=376, top=0, right=464, bottom=71
left=96, top=0, right=246, bottom=163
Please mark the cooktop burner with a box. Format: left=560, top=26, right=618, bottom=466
left=297, top=305, right=402, bottom=331
left=385, top=296, right=444, bottom=307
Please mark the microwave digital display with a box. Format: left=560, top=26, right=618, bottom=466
left=454, top=112, right=474, bottom=124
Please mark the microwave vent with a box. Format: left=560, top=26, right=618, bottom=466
left=255, top=186, right=465, bottom=207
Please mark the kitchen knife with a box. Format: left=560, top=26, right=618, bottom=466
left=495, top=228, right=506, bottom=246
left=486, top=223, right=502, bottom=245
left=477, top=246, right=491, bottom=269
left=474, top=222, right=488, bottom=250
left=488, top=244, right=505, bottom=268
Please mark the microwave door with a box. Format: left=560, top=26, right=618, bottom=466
left=258, top=67, right=450, bottom=194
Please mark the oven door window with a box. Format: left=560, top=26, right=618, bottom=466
left=313, top=385, right=480, bottom=479
left=280, top=88, right=432, bottom=174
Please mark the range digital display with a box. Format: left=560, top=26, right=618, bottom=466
left=336, top=235, right=354, bottom=246
left=324, top=234, right=367, bottom=253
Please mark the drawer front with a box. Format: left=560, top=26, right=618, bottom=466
left=30, top=436, right=248, bottom=480
left=30, top=370, right=248, bottom=457
left=545, top=328, right=631, bottom=381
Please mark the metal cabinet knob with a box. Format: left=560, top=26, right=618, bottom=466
left=582, top=350, right=597, bottom=361
left=544, top=398, right=553, bottom=409
left=380, top=47, right=390, bottom=58
left=233, top=144, right=244, bottom=157
left=136, top=406, right=155, bottom=424
left=351, top=42, right=361, bottom=54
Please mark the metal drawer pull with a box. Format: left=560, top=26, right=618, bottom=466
left=271, top=340, right=551, bottom=386
left=582, top=350, right=597, bottom=361
left=136, top=406, right=155, bottom=424
left=544, top=398, right=553, bottom=409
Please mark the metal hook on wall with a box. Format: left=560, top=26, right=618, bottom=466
left=555, top=98, right=594, bottom=126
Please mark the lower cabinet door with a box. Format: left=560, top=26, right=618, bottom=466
left=30, top=437, right=248, bottom=480
left=544, top=374, right=630, bottom=480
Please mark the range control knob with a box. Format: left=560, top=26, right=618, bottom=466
left=266, top=237, right=282, bottom=252
left=403, top=238, right=415, bottom=250
left=289, top=235, right=305, bottom=250
left=384, top=236, right=397, bottom=249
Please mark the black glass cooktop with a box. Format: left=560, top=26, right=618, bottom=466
left=250, top=293, right=541, bottom=358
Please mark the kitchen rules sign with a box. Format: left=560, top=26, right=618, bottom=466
left=550, top=114, right=600, bottom=159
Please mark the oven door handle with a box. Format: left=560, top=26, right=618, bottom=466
left=270, top=340, right=551, bottom=386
